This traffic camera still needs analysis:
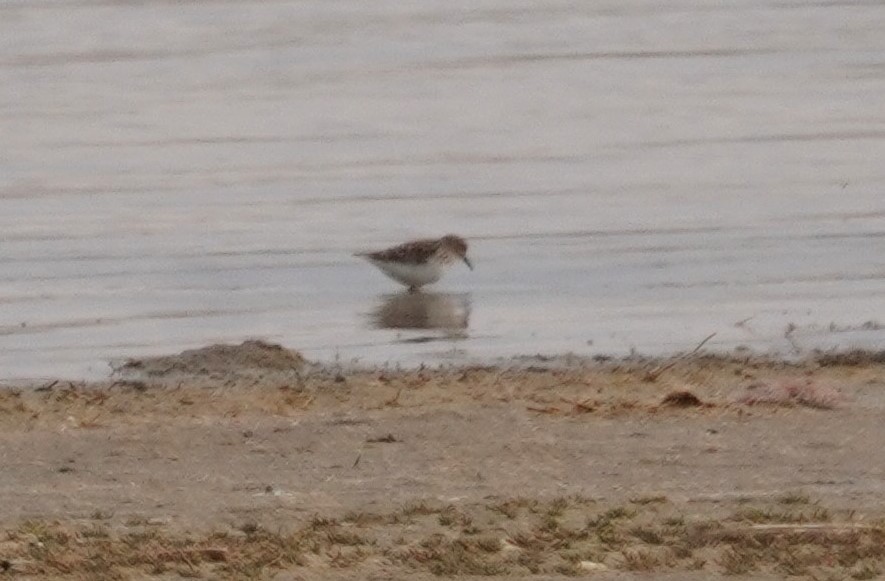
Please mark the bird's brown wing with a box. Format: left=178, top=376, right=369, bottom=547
left=362, top=239, right=440, bottom=264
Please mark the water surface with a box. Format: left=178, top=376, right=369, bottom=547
left=1, top=0, right=884, bottom=379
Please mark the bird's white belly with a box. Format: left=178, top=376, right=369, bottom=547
left=370, top=259, right=443, bottom=287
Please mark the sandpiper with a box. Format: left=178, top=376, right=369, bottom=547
left=356, top=234, right=473, bottom=292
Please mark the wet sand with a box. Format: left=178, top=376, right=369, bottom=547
left=0, top=344, right=883, bottom=579
left=2, top=0, right=885, bottom=378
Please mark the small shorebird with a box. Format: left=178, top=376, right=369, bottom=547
left=356, top=234, right=473, bottom=292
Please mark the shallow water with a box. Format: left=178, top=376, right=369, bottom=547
left=1, top=0, right=884, bottom=379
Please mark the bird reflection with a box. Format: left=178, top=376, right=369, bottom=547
left=369, top=291, right=471, bottom=331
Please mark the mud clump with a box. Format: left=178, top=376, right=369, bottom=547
left=812, top=349, right=885, bottom=367
left=737, top=379, right=843, bottom=410
left=118, top=340, right=306, bottom=379
left=660, top=390, right=704, bottom=408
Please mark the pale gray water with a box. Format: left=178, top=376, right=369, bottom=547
left=1, top=0, right=884, bottom=379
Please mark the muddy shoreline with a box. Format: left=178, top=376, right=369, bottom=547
left=0, top=343, right=883, bottom=579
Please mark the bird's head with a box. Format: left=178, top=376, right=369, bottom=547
left=440, top=234, right=473, bottom=270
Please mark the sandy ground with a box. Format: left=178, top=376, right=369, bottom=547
left=0, top=343, right=883, bottom=580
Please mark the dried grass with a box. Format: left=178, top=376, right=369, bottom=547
left=1, top=497, right=881, bottom=579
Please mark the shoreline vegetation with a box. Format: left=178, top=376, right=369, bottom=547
left=0, top=342, right=883, bottom=579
